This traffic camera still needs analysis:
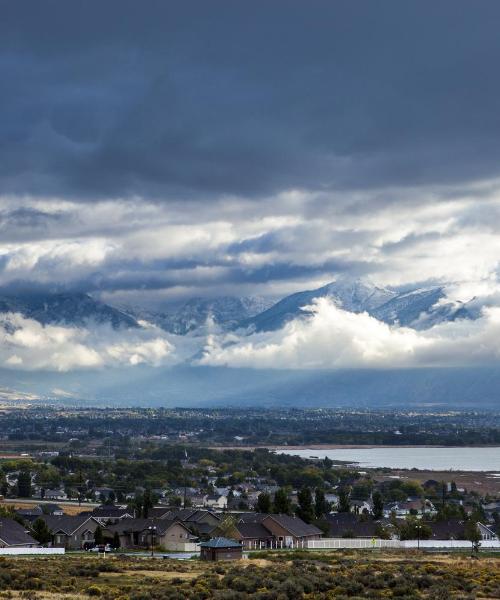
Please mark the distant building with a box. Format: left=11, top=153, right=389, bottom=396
left=43, top=489, right=68, bottom=501
left=199, top=537, right=242, bottom=561
left=261, top=514, right=322, bottom=547
left=205, top=495, right=227, bottom=510
left=39, top=515, right=100, bottom=550
left=91, top=505, right=134, bottom=525
left=107, top=518, right=196, bottom=551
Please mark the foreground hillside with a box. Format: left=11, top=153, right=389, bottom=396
left=0, top=551, right=499, bottom=599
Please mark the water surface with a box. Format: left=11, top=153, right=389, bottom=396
left=277, top=446, right=500, bottom=471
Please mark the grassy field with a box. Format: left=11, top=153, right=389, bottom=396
left=0, top=550, right=499, bottom=599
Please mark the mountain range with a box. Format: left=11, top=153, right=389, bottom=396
left=0, top=280, right=492, bottom=408
left=0, top=278, right=476, bottom=335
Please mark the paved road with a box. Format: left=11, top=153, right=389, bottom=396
left=1, top=498, right=100, bottom=508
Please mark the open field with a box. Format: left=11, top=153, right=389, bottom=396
left=374, top=469, right=500, bottom=496
left=0, top=551, right=499, bottom=599
left=0, top=499, right=96, bottom=515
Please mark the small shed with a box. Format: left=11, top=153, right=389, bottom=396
left=199, top=537, right=243, bottom=561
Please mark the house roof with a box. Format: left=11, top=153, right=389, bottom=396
left=169, top=509, right=220, bottom=523
left=147, top=507, right=173, bottom=519
left=199, top=537, right=242, bottom=548
left=264, top=514, right=322, bottom=537
left=107, top=518, right=191, bottom=536
left=237, top=512, right=269, bottom=523
left=236, top=522, right=274, bottom=540
left=326, top=513, right=387, bottom=538
left=426, top=519, right=466, bottom=539
left=92, top=506, right=132, bottom=518
left=0, top=518, right=39, bottom=547
left=16, top=507, right=43, bottom=517
left=40, top=515, right=95, bottom=535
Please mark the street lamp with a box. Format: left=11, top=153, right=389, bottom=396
left=148, top=525, right=157, bottom=558
left=416, top=524, right=422, bottom=550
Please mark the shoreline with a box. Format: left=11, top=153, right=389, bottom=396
left=213, top=443, right=500, bottom=451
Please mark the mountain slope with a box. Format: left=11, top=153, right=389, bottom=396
left=0, top=292, right=139, bottom=329
left=239, top=279, right=397, bottom=332
left=126, top=296, right=273, bottom=335
left=239, top=280, right=475, bottom=332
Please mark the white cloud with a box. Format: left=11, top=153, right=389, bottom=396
left=198, top=298, right=500, bottom=369
left=0, top=312, right=177, bottom=371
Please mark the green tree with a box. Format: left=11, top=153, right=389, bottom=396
left=338, top=487, right=351, bottom=513
left=17, top=471, right=32, bottom=498
left=256, top=492, right=272, bottom=513
left=142, top=489, right=153, bottom=518
left=31, top=518, right=52, bottom=545
left=372, top=491, right=384, bottom=520
left=273, top=488, right=292, bottom=515
left=464, top=520, right=481, bottom=556
left=112, top=531, right=121, bottom=549
left=398, top=518, right=432, bottom=541
left=296, top=487, right=315, bottom=524
left=94, top=525, right=104, bottom=545
left=314, top=488, right=329, bottom=518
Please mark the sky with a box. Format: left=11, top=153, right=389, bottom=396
left=3, top=1, right=500, bottom=375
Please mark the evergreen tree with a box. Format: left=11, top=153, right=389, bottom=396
left=256, top=492, right=272, bottom=513
left=94, top=525, right=104, bottom=545
left=17, top=471, right=32, bottom=498
left=273, top=488, right=292, bottom=515
left=112, top=531, right=121, bottom=549
left=338, top=487, right=351, bottom=513
left=142, top=489, right=153, bottom=518
left=464, top=520, right=481, bottom=556
left=314, top=488, right=329, bottom=518
left=31, top=518, right=52, bottom=545
left=372, top=491, right=384, bottom=520
left=296, top=487, right=315, bottom=524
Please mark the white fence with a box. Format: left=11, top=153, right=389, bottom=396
left=307, top=538, right=500, bottom=550
left=402, top=539, right=500, bottom=549
left=307, top=538, right=400, bottom=550
left=165, top=542, right=199, bottom=552
left=0, top=547, right=65, bottom=556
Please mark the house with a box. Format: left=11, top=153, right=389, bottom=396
left=261, top=515, right=322, bottom=547
left=326, top=513, right=394, bottom=539
left=167, top=508, right=221, bottom=528
left=478, top=522, right=498, bottom=541
left=234, top=522, right=275, bottom=549
left=16, top=506, right=44, bottom=522
left=43, top=489, right=68, bottom=501
left=39, top=515, right=100, bottom=550
left=40, top=503, right=65, bottom=516
left=325, top=493, right=339, bottom=505
left=147, top=507, right=174, bottom=519
left=91, top=505, right=134, bottom=525
left=168, top=509, right=221, bottom=539
left=205, top=495, right=227, bottom=510
left=426, top=519, right=466, bottom=540
left=107, top=518, right=196, bottom=551
left=199, top=537, right=242, bottom=561
left=350, top=500, right=372, bottom=514
left=0, top=518, right=39, bottom=548
left=188, top=495, right=209, bottom=508
left=93, top=487, right=115, bottom=502
left=383, top=499, right=434, bottom=518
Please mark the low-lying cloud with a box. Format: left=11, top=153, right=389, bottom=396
left=0, top=312, right=176, bottom=371
left=4, top=295, right=500, bottom=372
left=198, top=298, right=500, bottom=369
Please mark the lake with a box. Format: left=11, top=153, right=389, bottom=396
left=276, top=446, right=500, bottom=471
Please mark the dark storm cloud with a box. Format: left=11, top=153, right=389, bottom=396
left=3, top=0, right=500, bottom=200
